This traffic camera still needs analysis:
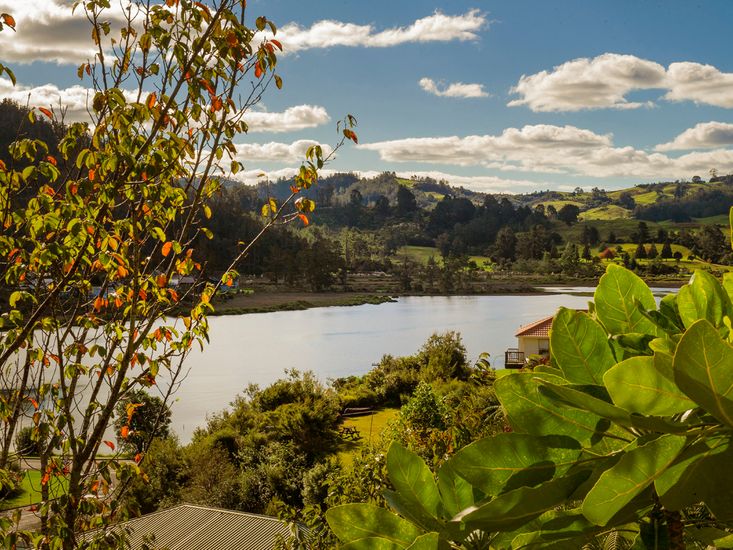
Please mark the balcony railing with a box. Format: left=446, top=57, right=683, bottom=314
left=505, top=348, right=525, bottom=369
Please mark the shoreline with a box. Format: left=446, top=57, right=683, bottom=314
left=209, top=276, right=686, bottom=315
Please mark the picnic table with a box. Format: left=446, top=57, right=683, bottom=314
left=339, top=426, right=361, bottom=440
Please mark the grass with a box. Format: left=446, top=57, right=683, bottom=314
left=0, top=470, right=68, bottom=510
left=580, top=205, right=632, bottom=221
left=336, top=408, right=399, bottom=466
left=396, top=246, right=493, bottom=271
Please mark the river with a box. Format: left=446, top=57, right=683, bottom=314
left=171, top=288, right=671, bottom=441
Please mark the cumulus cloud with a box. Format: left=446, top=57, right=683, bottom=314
left=664, top=62, right=733, bottom=108
left=233, top=140, right=332, bottom=163
left=274, top=10, right=486, bottom=53
left=245, top=105, right=330, bottom=133
left=509, top=53, right=665, bottom=112
left=0, top=77, right=140, bottom=122
left=419, top=77, right=488, bottom=99
left=359, top=124, right=733, bottom=180
left=509, top=53, right=733, bottom=112
left=656, top=121, right=733, bottom=151
left=0, top=0, right=130, bottom=64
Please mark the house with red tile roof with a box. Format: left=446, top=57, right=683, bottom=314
left=505, top=315, right=553, bottom=368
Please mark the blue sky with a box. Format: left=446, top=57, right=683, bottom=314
left=2, top=1, right=733, bottom=192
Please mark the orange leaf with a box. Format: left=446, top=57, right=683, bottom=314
left=103, top=440, right=115, bottom=451
left=41, top=472, right=50, bottom=486
left=88, top=168, right=96, bottom=181
left=29, top=398, right=38, bottom=410
left=120, top=426, right=130, bottom=439
left=134, top=453, right=143, bottom=464
left=2, top=14, right=16, bottom=28
left=138, top=288, right=147, bottom=301
left=93, top=296, right=105, bottom=312
left=161, top=241, right=173, bottom=257
left=0, top=159, right=6, bottom=171
left=298, top=213, right=309, bottom=226
left=38, top=107, right=52, bottom=119
left=147, top=92, right=157, bottom=109
left=116, top=265, right=129, bottom=278
left=254, top=61, right=263, bottom=79
left=156, top=274, right=167, bottom=287
left=289, top=185, right=300, bottom=194
left=169, top=289, right=179, bottom=302
left=270, top=39, right=282, bottom=51
left=91, top=480, right=99, bottom=492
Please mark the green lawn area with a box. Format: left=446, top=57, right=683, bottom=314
left=580, top=205, right=632, bottom=221
left=0, top=470, right=68, bottom=510
left=336, top=408, right=399, bottom=466
left=396, top=246, right=493, bottom=271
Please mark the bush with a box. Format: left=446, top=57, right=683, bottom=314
left=15, top=426, right=40, bottom=456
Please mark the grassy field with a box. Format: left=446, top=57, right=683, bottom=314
left=396, top=246, right=493, bottom=271
left=580, top=204, right=632, bottom=221
left=0, top=470, right=68, bottom=510
left=336, top=408, right=399, bottom=466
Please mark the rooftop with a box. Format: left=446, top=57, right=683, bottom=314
left=514, top=315, right=554, bottom=338
left=91, top=504, right=296, bottom=550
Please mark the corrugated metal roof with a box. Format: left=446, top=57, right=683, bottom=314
left=515, top=315, right=553, bottom=338
left=92, top=504, right=295, bottom=550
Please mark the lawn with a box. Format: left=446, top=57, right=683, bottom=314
left=0, top=470, right=68, bottom=510
left=580, top=205, right=632, bottom=221
left=396, top=246, right=494, bottom=271
left=336, top=408, right=399, bottom=466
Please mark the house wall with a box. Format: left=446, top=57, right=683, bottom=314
left=518, top=337, right=550, bottom=356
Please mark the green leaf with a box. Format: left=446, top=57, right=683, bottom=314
left=581, top=435, right=686, bottom=526
left=594, top=264, right=658, bottom=336
left=677, top=270, right=732, bottom=329
left=654, top=436, right=730, bottom=512
left=341, top=537, right=405, bottom=550
left=550, top=308, right=615, bottom=385
left=447, top=433, right=582, bottom=497
left=510, top=509, right=601, bottom=549
left=326, top=504, right=423, bottom=547
left=405, top=533, right=442, bottom=550
left=457, top=471, right=591, bottom=532
left=688, top=527, right=733, bottom=548
left=495, top=373, right=628, bottom=451
left=674, top=319, right=733, bottom=428
left=385, top=443, right=441, bottom=526
left=603, top=355, right=695, bottom=417
left=436, top=461, right=473, bottom=518
left=341, top=539, right=404, bottom=550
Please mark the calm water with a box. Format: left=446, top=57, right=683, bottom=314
left=169, top=291, right=604, bottom=441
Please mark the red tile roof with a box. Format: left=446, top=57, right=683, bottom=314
left=515, top=315, right=553, bottom=338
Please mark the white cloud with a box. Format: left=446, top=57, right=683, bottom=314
left=419, top=77, right=488, bottom=99
left=0, top=0, right=130, bottom=64
left=656, top=121, right=733, bottom=151
left=0, top=77, right=140, bottom=122
left=245, top=105, right=330, bottom=133
left=664, top=62, right=733, bottom=108
left=273, top=10, right=486, bottom=53
left=509, top=53, right=733, bottom=112
left=234, top=140, right=332, bottom=163
left=509, top=53, right=665, bottom=112
left=359, top=124, right=733, bottom=180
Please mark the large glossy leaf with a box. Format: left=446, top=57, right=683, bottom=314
left=510, top=509, right=602, bottom=549
left=405, top=533, right=443, bottom=550
left=495, top=373, right=628, bottom=451
left=539, top=381, right=688, bottom=434
left=386, top=442, right=441, bottom=527
left=436, top=461, right=473, bottom=518
left=674, top=319, right=733, bottom=428
left=677, top=270, right=733, bottom=329
left=604, top=355, right=695, bottom=416
left=654, top=436, right=730, bottom=512
left=447, top=432, right=582, bottom=496
left=581, top=435, right=686, bottom=526
left=457, top=471, right=590, bottom=532
left=550, top=308, right=615, bottom=385
left=594, top=264, right=658, bottom=336
left=341, top=539, right=404, bottom=550
left=326, top=504, right=423, bottom=547
left=723, top=272, right=733, bottom=304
